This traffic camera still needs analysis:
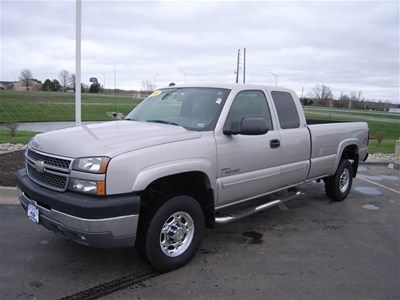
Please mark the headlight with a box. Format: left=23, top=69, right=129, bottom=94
left=68, top=178, right=106, bottom=196
left=72, top=157, right=110, bottom=173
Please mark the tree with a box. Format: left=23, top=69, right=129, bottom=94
left=19, top=69, right=33, bottom=91
left=312, top=84, right=333, bottom=107
left=89, top=83, right=100, bottom=93
left=69, top=74, right=76, bottom=92
left=41, top=79, right=61, bottom=91
left=59, top=70, right=69, bottom=92
left=142, top=80, right=154, bottom=91
left=376, top=131, right=384, bottom=144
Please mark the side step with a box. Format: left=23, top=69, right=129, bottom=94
left=215, top=190, right=303, bottom=224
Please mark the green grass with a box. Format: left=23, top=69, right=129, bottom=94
left=0, top=90, right=141, bottom=122
left=304, top=106, right=399, bottom=153
left=367, top=139, right=396, bottom=154
left=0, top=130, right=38, bottom=144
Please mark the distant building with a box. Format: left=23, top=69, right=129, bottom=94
left=0, top=81, right=14, bottom=89
left=13, top=79, right=42, bottom=91
left=389, top=108, right=400, bottom=113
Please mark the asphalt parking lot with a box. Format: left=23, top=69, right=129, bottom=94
left=1, top=164, right=399, bottom=299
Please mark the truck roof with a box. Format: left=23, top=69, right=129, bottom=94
left=160, top=83, right=295, bottom=94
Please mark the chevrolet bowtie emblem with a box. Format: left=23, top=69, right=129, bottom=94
left=34, top=160, right=45, bottom=173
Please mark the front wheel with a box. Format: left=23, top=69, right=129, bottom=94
left=138, top=195, right=205, bottom=272
left=324, top=159, right=353, bottom=202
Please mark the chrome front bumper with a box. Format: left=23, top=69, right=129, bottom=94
left=18, top=188, right=138, bottom=248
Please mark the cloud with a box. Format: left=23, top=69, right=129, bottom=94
left=1, top=0, right=398, bottom=101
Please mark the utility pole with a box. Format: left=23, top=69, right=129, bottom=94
left=243, top=47, right=246, bottom=83
left=270, top=72, right=278, bottom=86
left=301, top=87, right=304, bottom=99
left=75, top=0, right=82, bottom=125
left=235, top=49, right=240, bottom=83
left=153, top=73, right=159, bottom=91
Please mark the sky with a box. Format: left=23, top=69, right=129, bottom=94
left=1, top=0, right=399, bottom=102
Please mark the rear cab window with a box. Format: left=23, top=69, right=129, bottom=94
left=271, top=91, right=300, bottom=129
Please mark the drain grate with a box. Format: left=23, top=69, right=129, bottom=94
left=60, top=270, right=160, bottom=300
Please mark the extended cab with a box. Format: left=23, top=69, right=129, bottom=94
left=16, top=84, right=368, bottom=272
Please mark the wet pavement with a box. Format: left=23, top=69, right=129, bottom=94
left=0, top=164, right=399, bottom=299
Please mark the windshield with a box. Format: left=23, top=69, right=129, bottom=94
left=126, top=88, right=230, bottom=131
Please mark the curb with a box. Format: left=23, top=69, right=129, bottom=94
left=0, top=186, right=19, bottom=205
left=361, top=160, right=390, bottom=165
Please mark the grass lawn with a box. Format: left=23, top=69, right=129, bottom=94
left=0, top=90, right=140, bottom=122
left=367, top=139, right=396, bottom=154
left=0, top=130, right=38, bottom=144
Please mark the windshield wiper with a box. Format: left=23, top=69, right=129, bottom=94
left=146, top=120, right=180, bottom=126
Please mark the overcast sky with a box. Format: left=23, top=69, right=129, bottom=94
left=1, top=0, right=399, bottom=101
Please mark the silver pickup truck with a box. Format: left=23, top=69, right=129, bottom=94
left=16, top=84, right=369, bottom=272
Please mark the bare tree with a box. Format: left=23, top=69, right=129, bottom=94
left=142, top=80, right=154, bottom=91
left=59, top=70, right=69, bottom=92
left=349, top=91, right=365, bottom=109
left=312, top=84, right=333, bottom=106
left=19, top=69, right=33, bottom=91
left=69, top=73, right=76, bottom=92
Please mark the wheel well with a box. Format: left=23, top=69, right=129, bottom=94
left=139, top=172, right=215, bottom=228
left=341, top=145, right=359, bottom=177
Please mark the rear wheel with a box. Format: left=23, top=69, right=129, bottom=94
left=137, top=195, right=205, bottom=272
left=324, top=159, right=353, bottom=201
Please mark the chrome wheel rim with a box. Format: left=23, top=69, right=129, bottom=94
left=339, top=168, right=350, bottom=193
left=160, top=211, right=194, bottom=257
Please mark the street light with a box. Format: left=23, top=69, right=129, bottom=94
left=100, top=73, right=105, bottom=93
left=75, top=0, right=82, bottom=125
left=178, top=69, right=187, bottom=86
left=153, top=73, right=159, bottom=91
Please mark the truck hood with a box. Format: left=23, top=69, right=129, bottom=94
left=30, top=120, right=202, bottom=158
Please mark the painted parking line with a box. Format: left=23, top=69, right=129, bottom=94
left=357, top=177, right=400, bottom=195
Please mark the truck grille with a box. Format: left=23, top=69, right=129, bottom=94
left=27, top=148, right=71, bottom=169
left=26, top=148, right=73, bottom=191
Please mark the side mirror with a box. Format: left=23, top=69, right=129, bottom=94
left=223, top=117, right=268, bottom=135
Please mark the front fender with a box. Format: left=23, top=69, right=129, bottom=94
left=132, top=159, right=217, bottom=195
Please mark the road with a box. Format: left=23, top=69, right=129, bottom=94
left=1, top=164, right=399, bottom=299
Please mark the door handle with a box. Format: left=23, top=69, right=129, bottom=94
left=270, top=139, right=280, bottom=149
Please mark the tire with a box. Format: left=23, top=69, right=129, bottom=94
left=137, top=195, right=205, bottom=272
left=324, top=159, right=353, bottom=202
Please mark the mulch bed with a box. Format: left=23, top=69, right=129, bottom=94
left=0, top=150, right=25, bottom=186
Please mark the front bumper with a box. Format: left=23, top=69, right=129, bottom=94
left=16, top=169, right=140, bottom=249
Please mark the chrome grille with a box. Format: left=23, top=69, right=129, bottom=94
left=27, top=164, right=68, bottom=190
left=27, top=148, right=71, bottom=169
left=26, top=147, right=73, bottom=191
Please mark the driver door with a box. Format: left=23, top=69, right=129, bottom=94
left=215, top=90, right=282, bottom=206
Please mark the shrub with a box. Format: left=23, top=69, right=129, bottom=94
left=5, top=121, right=18, bottom=137
left=376, top=131, right=384, bottom=144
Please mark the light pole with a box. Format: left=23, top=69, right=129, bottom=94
left=75, top=0, right=82, bottom=125
left=100, top=73, right=105, bottom=93
left=270, top=72, right=278, bottom=86
left=153, top=73, right=159, bottom=91
left=178, top=69, right=187, bottom=86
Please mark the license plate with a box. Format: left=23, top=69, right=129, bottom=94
left=27, top=204, right=39, bottom=224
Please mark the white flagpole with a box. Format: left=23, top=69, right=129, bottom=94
left=75, top=0, right=82, bottom=125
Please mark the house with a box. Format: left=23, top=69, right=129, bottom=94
left=13, top=79, right=42, bottom=91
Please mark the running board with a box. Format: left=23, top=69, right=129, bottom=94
left=215, top=191, right=303, bottom=224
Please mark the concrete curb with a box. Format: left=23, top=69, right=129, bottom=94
left=0, top=186, right=19, bottom=205
left=361, top=160, right=390, bottom=165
